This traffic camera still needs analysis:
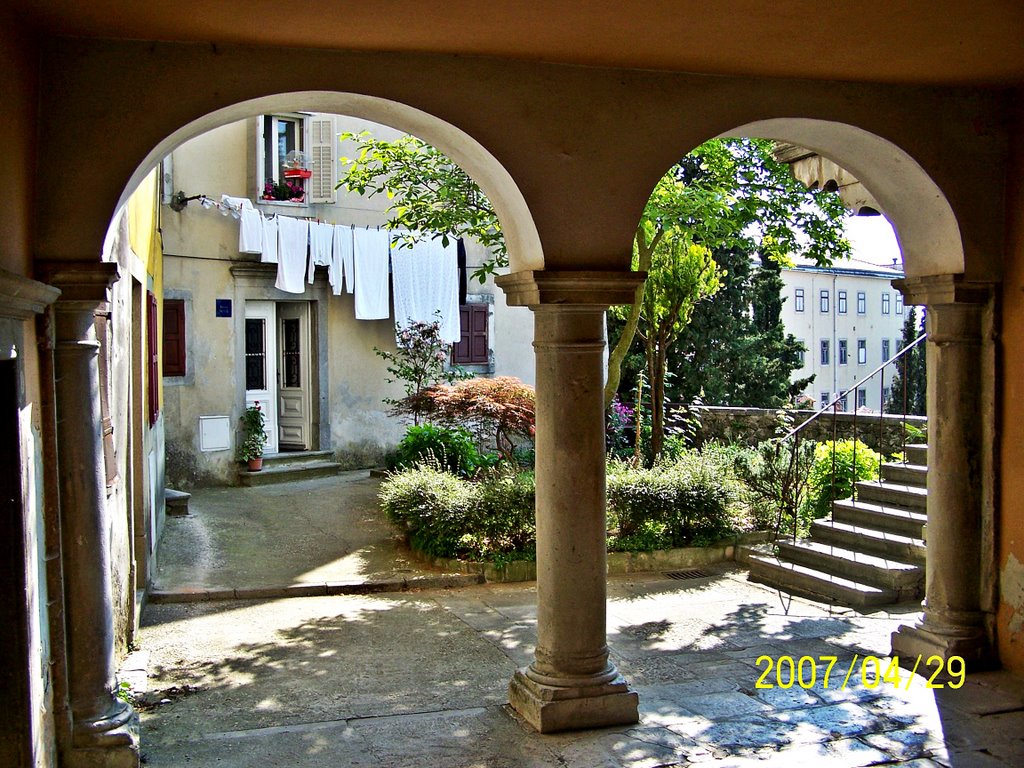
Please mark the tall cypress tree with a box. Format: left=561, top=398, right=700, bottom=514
left=886, top=306, right=927, bottom=416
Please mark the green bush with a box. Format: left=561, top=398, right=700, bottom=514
left=379, top=466, right=535, bottom=561
left=606, top=446, right=750, bottom=550
left=801, top=439, right=881, bottom=521
left=386, top=424, right=497, bottom=477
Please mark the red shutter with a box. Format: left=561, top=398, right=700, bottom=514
left=452, top=304, right=489, bottom=365
left=147, top=292, right=159, bottom=425
left=162, top=300, right=186, bottom=377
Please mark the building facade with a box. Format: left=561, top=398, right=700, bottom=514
left=782, top=260, right=909, bottom=411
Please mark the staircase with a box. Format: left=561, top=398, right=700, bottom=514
left=238, top=450, right=343, bottom=486
left=746, top=443, right=928, bottom=608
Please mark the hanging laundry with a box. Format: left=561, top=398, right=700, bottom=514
left=353, top=228, right=391, bottom=320
left=260, top=215, right=279, bottom=265
left=307, top=221, right=334, bottom=284
left=276, top=216, right=309, bottom=294
left=330, top=224, right=354, bottom=295
left=223, top=195, right=263, bottom=254
left=390, top=234, right=461, bottom=344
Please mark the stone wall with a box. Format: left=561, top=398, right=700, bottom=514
left=685, top=406, right=928, bottom=458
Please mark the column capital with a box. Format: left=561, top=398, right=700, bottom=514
left=892, top=274, right=995, bottom=306
left=495, top=270, right=645, bottom=309
left=0, top=267, right=61, bottom=320
left=37, top=261, right=120, bottom=307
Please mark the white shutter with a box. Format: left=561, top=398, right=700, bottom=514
left=309, top=117, right=336, bottom=204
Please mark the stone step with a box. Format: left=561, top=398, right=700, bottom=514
left=831, top=498, right=927, bottom=539
left=747, top=552, right=897, bottom=608
left=904, top=443, right=928, bottom=466
left=810, top=519, right=925, bottom=564
left=238, top=460, right=342, bottom=486
left=164, top=488, right=191, bottom=517
left=775, top=540, right=923, bottom=596
left=854, top=479, right=928, bottom=511
left=880, top=462, right=928, bottom=487
left=261, top=450, right=337, bottom=467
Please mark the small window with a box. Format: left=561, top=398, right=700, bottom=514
left=839, top=394, right=849, bottom=411
left=163, top=299, right=186, bottom=377
left=820, top=339, right=830, bottom=366
left=794, top=288, right=805, bottom=313
left=837, top=290, right=848, bottom=314
left=820, top=290, right=830, bottom=314
left=838, top=339, right=848, bottom=365
left=881, top=293, right=891, bottom=314
left=796, top=343, right=805, bottom=367
left=260, top=114, right=307, bottom=203
left=883, top=386, right=891, bottom=406
left=857, top=339, right=867, bottom=365
left=857, top=291, right=866, bottom=314
left=820, top=391, right=831, bottom=408
left=452, top=304, right=489, bottom=365
left=895, top=294, right=904, bottom=314
left=857, top=389, right=867, bottom=408
left=245, top=318, right=267, bottom=391
left=882, top=338, right=891, bottom=362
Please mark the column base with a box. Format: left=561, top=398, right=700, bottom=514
left=891, top=621, right=991, bottom=670
left=508, top=666, right=639, bottom=733
left=66, top=705, right=140, bottom=768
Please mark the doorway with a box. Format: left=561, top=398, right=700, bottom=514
left=244, top=300, right=316, bottom=453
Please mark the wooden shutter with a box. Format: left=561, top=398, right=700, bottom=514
left=452, top=304, right=489, bottom=364
left=162, top=299, right=186, bottom=377
left=309, top=116, right=336, bottom=204
left=147, top=291, right=159, bottom=425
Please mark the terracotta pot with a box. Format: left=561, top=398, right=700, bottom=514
left=247, top=457, right=264, bottom=472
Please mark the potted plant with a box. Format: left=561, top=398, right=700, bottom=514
left=239, top=402, right=268, bottom=471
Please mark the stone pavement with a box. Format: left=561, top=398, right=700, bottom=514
left=133, top=566, right=1024, bottom=767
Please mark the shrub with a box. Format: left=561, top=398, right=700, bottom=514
left=387, top=424, right=497, bottom=477
left=378, top=466, right=535, bottom=560
left=606, top=446, right=750, bottom=550
left=800, top=439, right=881, bottom=521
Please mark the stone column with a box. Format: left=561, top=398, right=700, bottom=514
left=40, top=262, right=140, bottom=768
left=496, top=270, right=644, bottom=733
left=891, top=275, right=994, bottom=667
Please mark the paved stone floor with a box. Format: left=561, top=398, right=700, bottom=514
left=133, top=567, right=1024, bottom=767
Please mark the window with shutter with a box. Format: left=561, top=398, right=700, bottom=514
left=309, top=116, right=336, bottom=204
left=162, top=299, right=186, bottom=377
left=452, top=304, right=489, bottom=365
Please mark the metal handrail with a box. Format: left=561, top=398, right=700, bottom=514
left=778, top=332, right=927, bottom=443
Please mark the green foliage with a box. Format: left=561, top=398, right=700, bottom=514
left=606, top=446, right=751, bottom=550
left=387, top=424, right=497, bottom=477
left=337, top=132, right=504, bottom=281
left=237, top=403, right=267, bottom=461
left=374, top=318, right=468, bottom=423
left=801, top=439, right=882, bottom=521
left=379, top=466, right=535, bottom=560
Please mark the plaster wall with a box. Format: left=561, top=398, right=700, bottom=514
left=998, top=96, right=1024, bottom=674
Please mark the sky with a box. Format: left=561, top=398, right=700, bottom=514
left=842, top=215, right=902, bottom=270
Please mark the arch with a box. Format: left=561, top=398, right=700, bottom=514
left=723, top=118, right=965, bottom=278
left=117, top=91, right=544, bottom=273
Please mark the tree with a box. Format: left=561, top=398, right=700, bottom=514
left=886, top=306, right=927, bottom=416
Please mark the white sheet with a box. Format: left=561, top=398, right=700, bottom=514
left=352, top=228, right=391, bottom=320
left=307, top=221, right=334, bottom=284
left=223, top=195, right=263, bottom=254
left=390, top=234, right=461, bottom=343
left=276, top=216, right=309, bottom=294
left=260, top=215, right=279, bottom=264
left=330, top=224, right=354, bottom=295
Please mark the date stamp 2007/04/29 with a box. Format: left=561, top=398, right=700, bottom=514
left=754, top=654, right=966, bottom=692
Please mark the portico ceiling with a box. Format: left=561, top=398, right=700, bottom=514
left=10, top=0, right=1024, bottom=86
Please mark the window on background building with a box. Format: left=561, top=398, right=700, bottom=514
left=837, top=290, right=848, bottom=314
left=839, top=339, right=848, bottom=365
left=820, top=290, right=830, bottom=313
left=840, top=394, right=849, bottom=411
left=896, top=294, right=904, bottom=314
left=257, top=113, right=338, bottom=205
left=796, top=343, right=805, bottom=367
left=163, top=299, right=186, bottom=377
left=882, top=292, right=891, bottom=314
left=883, top=386, right=891, bottom=406
left=882, top=338, right=891, bottom=362
left=857, top=338, right=867, bottom=365
left=452, top=304, right=489, bottom=365
left=857, top=291, right=866, bottom=314
left=858, top=389, right=867, bottom=408
left=795, top=288, right=805, bottom=312
left=820, top=339, right=830, bottom=365
left=821, top=391, right=830, bottom=408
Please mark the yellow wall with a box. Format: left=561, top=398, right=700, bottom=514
left=998, top=95, right=1024, bottom=674
left=126, top=168, right=164, bottom=409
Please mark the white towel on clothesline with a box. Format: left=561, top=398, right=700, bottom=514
left=330, top=224, right=354, bottom=295
left=276, top=216, right=309, bottom=294
left=353, top=228, right=391, bottom=320
left=307, top=222, right=334, bottom=284
left=223, top=196, right=264, bottom=254
left=390, top=234, right=461, bottom=344
left=260, top=215, right=279, bottom=264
